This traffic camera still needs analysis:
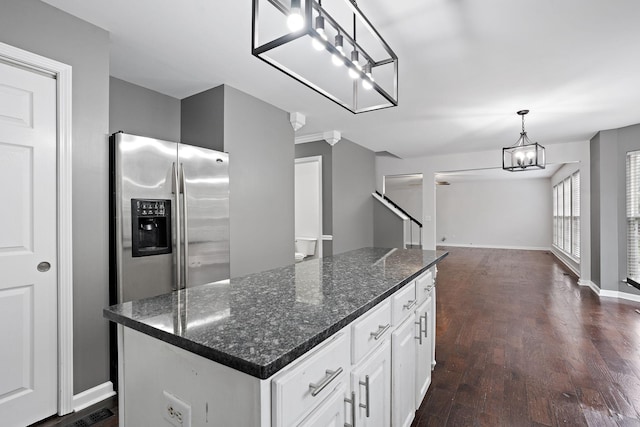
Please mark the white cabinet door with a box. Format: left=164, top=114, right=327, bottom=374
left=351, top=340, right=391, bottom=427
left=391, top=316, right=416, bottom=427
left=415, top=297, right=432, bottom=409
left=430, top=287, right=437, bottom=370
left=298, top=383, right=348, bottom=427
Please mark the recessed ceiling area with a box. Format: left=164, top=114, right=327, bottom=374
left=435, top=163, right=564, bottom=184
left=42, top=0, right=640, bottom=158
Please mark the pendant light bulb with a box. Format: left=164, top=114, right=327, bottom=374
left=287, top=1, right=304, bottom=32
left=312, top=15, right=327, bottom=51
left=332, top=34, right=345, bottom=66
left=362, top=63, right=374, bottom=90
left=349, top=50, right=361, bottom=79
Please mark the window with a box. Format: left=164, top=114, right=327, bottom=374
left=627, top=152, right=640, bottom=284
left=552, top=171, right=580, bottom=259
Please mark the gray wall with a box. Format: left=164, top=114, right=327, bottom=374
left=181, top=85, right=294, bottom=277
left=295, top=141, right=333, bottom=256
left=373, top=199, right=406, bottom=249
left=0, top=0, right=111, bottom=393
left=590, top=133, right=601, bottom=286
left=181, top=85, right=224, bottom=151
left=109, top=77, right=181, bottom=141
left=436, top=178, right=552, bottom=250
left=333, top=139, right=375, bottom=254
left=590, top=124, right=640, bottom=296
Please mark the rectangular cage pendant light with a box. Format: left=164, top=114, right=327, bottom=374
left=252, top=0, right=398, bottom=114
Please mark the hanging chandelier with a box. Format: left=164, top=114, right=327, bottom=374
left=502, top=110, right=546, bottom=171
left=252, top=0, right=398, bottom=114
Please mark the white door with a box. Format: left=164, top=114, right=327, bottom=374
left=0, top=60, right=58, bottom=426
left=351, top=340, right=391, bottom=427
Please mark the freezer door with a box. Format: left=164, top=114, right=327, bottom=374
left=178, top=144, right=230, bottom=287
left=113, top=133, right=178, bottom=302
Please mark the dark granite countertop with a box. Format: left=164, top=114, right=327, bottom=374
left=104, top=247, right=448, bottom=379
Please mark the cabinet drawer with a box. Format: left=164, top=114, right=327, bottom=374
left=272, top=332, right=350, bottom=427
left=416, top=271, right=434, bottom=304
left=351, top=300, right=391, bottom=364
left=391, top=281, right=416, bottom=325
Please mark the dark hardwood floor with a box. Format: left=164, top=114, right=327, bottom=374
left=413, top=247, right=640, bottom=427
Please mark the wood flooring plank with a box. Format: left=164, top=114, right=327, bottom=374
left=412, top=247, right=640, bottom=427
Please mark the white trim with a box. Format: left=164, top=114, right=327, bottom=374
left=578, top=279, right=600, bottom=295
left=322, top=235, right=333, bottom=241
left=550, top=248, right=580, bottom=277
left=295, top=130, right=342, bottom=145
left=72, top=382, right=116, bottom=412
left=295, top=156, right=323, bottom=258
left=435, top=243, right=550, bottom=251
left=0, top=42, right=74, bottom=416
left=599, top=289, right=640, bottom=303
left=577, top=280, right=640, bottom=303
left=372, top=192, right=409, bottom=220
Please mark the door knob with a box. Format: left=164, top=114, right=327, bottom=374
left=37, top=261, right=51, bottom=272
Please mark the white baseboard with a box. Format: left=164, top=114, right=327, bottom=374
left=577, top=280, right=640, bottom=303
left=599, top=289, right=640, bottom=303
left=436, top=243, right=551, bottom=251
left=72, top=381, right=116, bottom=412
left=551, top=250, right=580, bottom=277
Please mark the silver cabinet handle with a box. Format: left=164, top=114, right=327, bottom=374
left=309, top=367, right=343, bottom=397
left=344, top=391, right=356, bottom=427
left=403, top=299, right=416, bottom=310
left=172, top=162, right=181, bottom=291
left=424, top=312, right=429, bottom=338
left=415, top=314, right=426, bottom=345
left=370, top=323, right=391, bottom=340
left=359, top=375, right=370, bottom=417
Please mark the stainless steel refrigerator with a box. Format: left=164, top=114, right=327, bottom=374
left=109, top=131, right=230, bottom=303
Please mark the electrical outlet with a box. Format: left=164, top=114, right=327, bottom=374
left=163, top=391, right=191, bottom=427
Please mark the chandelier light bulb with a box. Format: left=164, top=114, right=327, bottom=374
left=348, top=66, right=360, bottom=79
left=287, top=1, right=304, bottom=32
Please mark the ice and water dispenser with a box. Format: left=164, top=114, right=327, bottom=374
left=131, top=198, right=172, bottom=257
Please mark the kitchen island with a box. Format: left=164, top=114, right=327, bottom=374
left=105, top=247, right=448, bottom=426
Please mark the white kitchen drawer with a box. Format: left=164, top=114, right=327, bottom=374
left=416, top=271, right=434, bottom=304
left=391, top=281, right=416, bottom=326
left=351, top=299, right=391, bottom=365
left=272, top=331, right=350, bottom=427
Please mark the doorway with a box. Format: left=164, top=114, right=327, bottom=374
left=383, top=174, right=423, bottom=248
left=295, top=156, right=322, bottom=260
left=0, top=42, right=74, bottom=424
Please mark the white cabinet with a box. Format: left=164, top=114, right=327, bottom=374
left=298, top=383, right=350, bottom=427
left=391, top=315, right=417, bottom=427
left=414, top=296, right=432, bottom=408
left=351, top=340, right=391, bottom=427
left=272, top=332, right=350, bottom=427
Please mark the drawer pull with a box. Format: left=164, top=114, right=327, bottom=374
left=403, top=299, right=416, bottom=310
left=369, top=323, right=391, bottom=340
left=424, top=313, right=429, bottom=338
left=415, top=315, right=426, bottom=345
left=309, top=367, right=343, bottom=397
left=344, top=391, right=357, bottom=427
left=359, top=375, right=370, bottom=417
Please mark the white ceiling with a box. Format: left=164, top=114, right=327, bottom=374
left=42, top=0, right=640, bottom=159
left=435, top=163, right=564, bottom=184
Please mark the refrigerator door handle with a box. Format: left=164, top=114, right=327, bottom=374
left=180, top=163, right=189, bottom=289
left=172, top=162, right=181, bottom=290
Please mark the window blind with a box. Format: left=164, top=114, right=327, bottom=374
left=627, top=151, right=640, bottom=282
left=551, top=170, right=580, bottom=259
left=572, top=172, right=580, bottom=258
